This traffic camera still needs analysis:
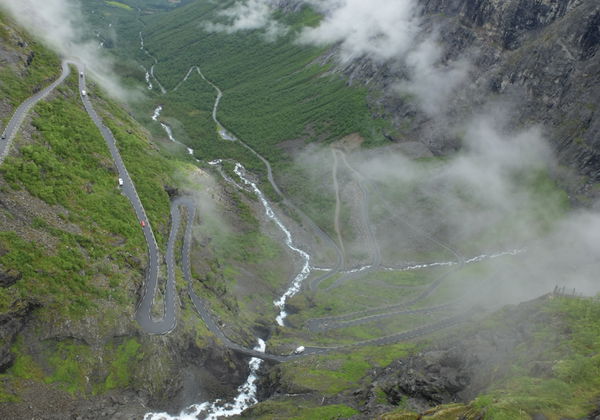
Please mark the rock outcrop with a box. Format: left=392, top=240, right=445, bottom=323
left=333, top=0, right=600, bottom=197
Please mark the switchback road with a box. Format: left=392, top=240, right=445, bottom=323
left=75, top=62, right=174, bottom=335
left=1, top=57, right=471, bottom=361
left=0, top=61, right=71, bottom=164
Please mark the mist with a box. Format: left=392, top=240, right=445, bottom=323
left=0, top=0, right=131, bottom=101
left=293, top=107, right=600, bottom=307
left=203, top=0, right=288, bottom=41
left=205, top=0, right=470, bottom=116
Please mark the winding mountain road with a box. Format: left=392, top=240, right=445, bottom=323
left=0, top=59, right=174, bottom=334
left=0, top=61, right=71, bottom=164
left=1, top=56, right=473, bottom=362
left=186, top=65, right=345, bottom=291
left=75, top=63, right=175, bottom=335
left=144, top=61, right=473, bottom=358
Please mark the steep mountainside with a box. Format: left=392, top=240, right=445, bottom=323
left=1, top=0, right=599, bottom=419
left=0, top=13, right=265, bottom=418
left=342, top=0, right=600, bottom=199
left=247, top=294, right=600, bottom=419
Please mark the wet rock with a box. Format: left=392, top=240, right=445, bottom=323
left=583, top=405, right=600, bottom=420
left=0, top=265, right=22, bottom=287
left=352, top=298, right=566, bottom=414
left=334, top=0, right=600, bottom=195
left=580, top=10, right=600, bottom=59
left=164, top=184, right=179, bottom=198
left=379, top=350, right=470, bottom=406
left=25, top=51, right=34, bottom=66
left=0, top=300, right=40, bottom=372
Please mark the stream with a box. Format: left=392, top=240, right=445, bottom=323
left=138, top=57, right=522, bottom=419
left=232, top=162, right=312, bottom=326
left=143, top=60, right=314, bottom=418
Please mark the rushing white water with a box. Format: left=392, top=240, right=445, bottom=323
left=139, top=32, right=167, bottom=94
left=151, top=106, right=197, bottom=160
left=233, top=163, right=311, bottom=326
left=344, top=265, right=373, bottom=274
left=152, top=106, right=162, bottom=121
left=161, top=123, right=176, bottom=142
left=143, top=339, right=266, bottom=420
left=144, top=68, right=153, bottom=90
left=144, top=67, right=312, bottom=420
left=151, top=106, right=177, bottom=143
left=383, top=248, right=526, bottom=272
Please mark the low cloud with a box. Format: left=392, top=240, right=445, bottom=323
left=298, top=0, right=470, bottom=116
left=294, top=107, right=600, bottom=304
left=300, top=0, right=421, bottom=62
left=203, top=0, right=287, bottom=41
left=0, top=0, right=132, bottom=101
left=204, top=0, right=470, bottom=116
left=397, top=38, right=471, bottom=115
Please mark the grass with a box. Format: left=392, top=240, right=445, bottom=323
left=245, top=400, right=358, bottom=420
left=188, top=182, right=295, bottom=332
left=0, top=72, right=152, bottom=316
left=98, top=97, right=176, bottom=248
left=400, top=297, right=600, bottom=420
left=0, top=37, right=194, bottom=399
left=9, top=337, right=145, bottom=396
left=45, top=341, right=95, bottom=394
left=85, top=0, right=390, bottom=211
left=0, top=12, right=61, bottom=107
left=105, top=1, right=134, bottom=11
left=266, top=342, right=415, bottom=397
left=104, top=338, right=143, bottom=390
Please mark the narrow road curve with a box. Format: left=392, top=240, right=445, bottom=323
left=166, top=63, right=472, bottom=356
left=0, top=61, right=71, bottom=164
left=340, top=151, right=382, bottom=267
left=74, top=62, right=175, bottom=334
left=331, top=148, right=346, bottom=267
left=185, top=65, right=345, bottom=290
left=0, top=59, right=175, bottom=334
left=0, top=57, right=471, bottom=363
left=179, top=187, right=471, bottom=357
left=321, top=150, right=382, bottom=291
left=306, top=303, right=457, bottom=333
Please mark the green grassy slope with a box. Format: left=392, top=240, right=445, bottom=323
left=378, top=297, right=600, bottom=420
left=246, top=296, right=600, bottom=420
left=0, top=11, right=306, bottom=404
left=143, top=2, right=385, bottom=162
left=85, top=0, right=387, bottom=167
left=0, top=14, right=212, bottom=402
left=0, top=12, right=61, bottom=109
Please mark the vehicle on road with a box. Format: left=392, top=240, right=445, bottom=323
left=1, top=135, right=5, bottom=140
left=293, top=346, right=305, bottom=354
left=141, top=220, right=146, bottom=227
left=118, top=177, right=124, bottom=186
left=80, top=72, right=84, bottom=77
left=81, top=90, right=87, bottom=96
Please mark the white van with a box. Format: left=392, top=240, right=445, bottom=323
left=118, top=178, right=124, bottom=186
left=81, top=90, right=87, bottom=96
left=293, top=346, right=305, bottom=354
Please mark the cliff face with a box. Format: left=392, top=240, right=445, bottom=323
left=427, top=0, right=599, bottom=179
left=340, top=0, right=600, bottom=197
